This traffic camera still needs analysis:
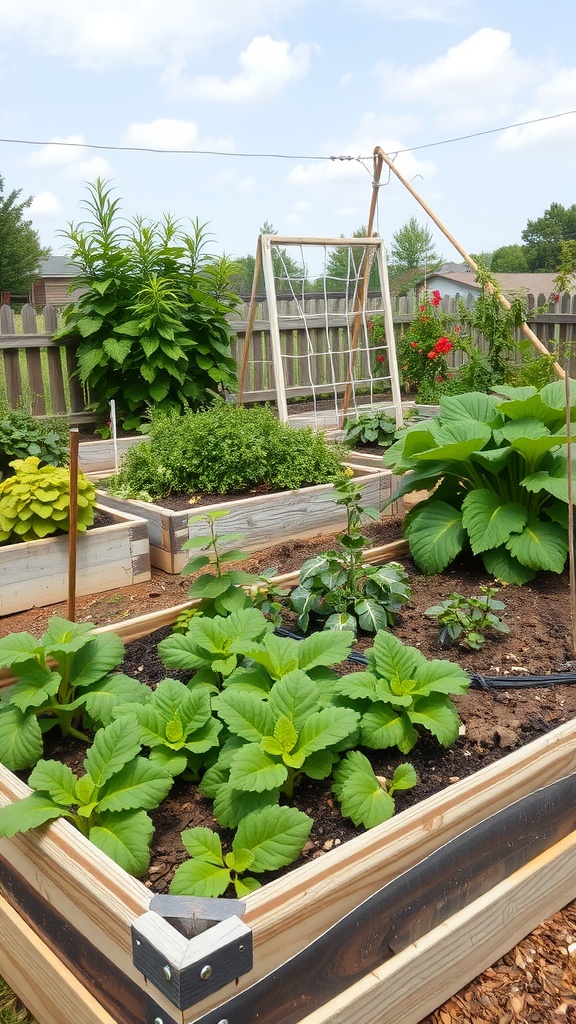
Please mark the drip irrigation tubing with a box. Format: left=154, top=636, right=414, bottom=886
left=273, top=627, right=576, bottom=690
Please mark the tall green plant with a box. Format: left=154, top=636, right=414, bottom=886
left=385, top=382, right=576, bottom=583
left=53, top=179, right=240, bottom=430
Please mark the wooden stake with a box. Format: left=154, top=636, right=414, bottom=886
left=238, top=236, right=263, bottom=404
left=373, top=145, right=565, bottom=379
left=67, top=429, right=79, bottom=622
left=564, top=368, right=576, bottom=654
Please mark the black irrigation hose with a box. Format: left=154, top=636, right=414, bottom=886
left=273, top=626, right=576, bottom=690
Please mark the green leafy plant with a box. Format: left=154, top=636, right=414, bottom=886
left=290, top=472, right=411, bottom=635
left=0, top=617, right=147, bottom=770
left=342, top=409, right=397, bottom=449
left=0, top=717, right=173, bottom=876
left=332, top=751, right=417, bottom=828
left=384, top=381, right=576, bottom=584
left=425, top=586, right=509, bottom=650
left=52, top=178, right=240, bottom=431
left=169, top=805, right=313, bottom=898
left=336, top=630, right=469, bottom=754
left=159, top=607, right=273, bottom=691
left=396, top=290, right=458, bottom=398
left=0, top=408, right=68, bottom=480
left=0, top=457, right=96, bottom=544
left=107, top=402, right=344, bottom=500
left=111, top=677, right=223, bottom=779
left=173, top=509, right=285, bottom=629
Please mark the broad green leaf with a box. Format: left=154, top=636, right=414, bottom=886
left=540, top=378, right=576, bottom=413
left=332, top=750, right=395, bottom=828
left=153, top=677, right=213, bottom=734
left=461, top=490, right=527, bottom=554
left=521, top=456, right=571, bottom=503
left=368, top=632, right=427, bottom=687
left=225, top=847, right=254, bottom=874
left=414, top=419, right=492, bottom=462
left=170, top=859, right=231, bottom=898
left=0, top=632, right=43, bottom=667
left=354, top=598, right=390, bottom=633
left=336, top=670, right=379, bottom=701
left=97, top=757, right=173, bottom=812
left=294, top=706, right=360, bottom=760
left=68, top=633, right=125, bottom=689
left=482, top=546, right=537, bottom=584
left=438, top=392, right=501, bottom=426
left=0, top=793, right=69, bottom=838
left=389, top=762, right=418, bottom=792
left=405, top=501, right=466, bottom=574
left=0, top=706, right=43, bottom=770
left=301, top=748, right=337, bottom=780
left=148, top=747, right=188, bottom=777
left=89, top=809, right=153, bottom=876
left=267, top=671, right=320, bottom=731
left=82, top=673, right=149, bottom=726
left=234, top=875, right=261, bottom=897
left=235, top=805, right=312, bottom=873
left=7, top=666, right=61, bottom=711
left=414, top=660, right=470, bottom=696
left=409, top=694, right=461, bottom=747
left=244, top=634, right=299, bottom=679
left=83, top=717, right=142, bottom=789
left=506, top=519, right=568, bottom=572
left=180, top=825, right=223, bottom=863
left=361, top=704, right=418, bottom=753
left=212, top=784, right=278, bottom=829
left=28, top=759, right=78, bottom=806
left=296, top=630, right=354, bottom=671
left=229, top=744, right=287, bottom=793
left=216, top=690, right=275, bottom=743
left=494, top=390, right=560, bottom=428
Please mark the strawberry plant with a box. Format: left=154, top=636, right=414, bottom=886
left=425, top=586, right=509, bottom=650
left=332, top=752, right=417, bottom=828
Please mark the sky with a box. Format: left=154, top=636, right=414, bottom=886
left=1, top=0, right=575, bottom=271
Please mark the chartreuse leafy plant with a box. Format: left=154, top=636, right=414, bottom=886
left=111, top=677, right=223, bottom=780
left=336, top=631, right=469, bottom=755
left=0, top=457, right=96, bottom=544
left=290, top=473, right=411, bottom=635
left=425, top=586, right=509, bottom=650
left=169, top=805, right=313, bottom=898
left=0, top=717, right=173, bottom=876
left=0, top=617, right=147, bottom=770
left=332, top=752, right=417, bottom=829
left=384, top=381, right=576, bottom=584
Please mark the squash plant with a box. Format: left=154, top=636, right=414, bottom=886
left=384, top=381, right=576, bottom=583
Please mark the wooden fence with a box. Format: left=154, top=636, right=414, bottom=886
left=1, top=293, right=576, bottom=423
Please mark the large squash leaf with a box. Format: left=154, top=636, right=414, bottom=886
left=461, top=490, right=527, bottom=554
left=405, top=502, right=466, bottom=574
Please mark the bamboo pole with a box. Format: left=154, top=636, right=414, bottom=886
left=237, top=235, right=263, bottom=404
left=67, top=429, right=79, bottom=622
left=564, top=367, right=576, bottom=655
left=373, top=145, right=565, bottom=379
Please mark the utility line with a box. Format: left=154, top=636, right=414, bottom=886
left=0, top=109, right=574, bottom=161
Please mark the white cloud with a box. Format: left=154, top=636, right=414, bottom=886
left=0, top=0, right=305, bottom=70
left=374, top=29, right=534, bottom=126
left=29, top=135, right=87, bottom=165
left=165, top=36, right=318, bottom=102
left=28, top=191, right=62, bottom=217
left=28, top=136, right=112, bottom=181
left=123, top=119, right=234, bottom=151
left=496, top=69, right=576, bottom=153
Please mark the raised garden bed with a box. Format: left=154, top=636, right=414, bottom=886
left=97, top=465, right=402, bottom=573
left=0, top=534, right=575, bottom=1024
left=0, top=506, right=151, bottom=615
left=78, top=436, right=149, bottom=475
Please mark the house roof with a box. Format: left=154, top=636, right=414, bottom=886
left=427, top=270, right=562, bottom=298
left=38, top=255, right=79, bottom=278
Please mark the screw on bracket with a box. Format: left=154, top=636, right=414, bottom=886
left=200, top=964, right=213, bottom=980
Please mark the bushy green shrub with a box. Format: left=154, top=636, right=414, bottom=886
left=0, top=456, right=96, bottom=544
left=0, top=407, right=69, bottom=480
left=109, top=403, right=344, bottom=499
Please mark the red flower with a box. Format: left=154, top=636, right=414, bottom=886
left=420, top=304, right=426, bottom=311
left=455, top=325, right=461, bottom=332
left=431, top=290, right=442, bottom=307
left=410, top=341, right=417, bottom=348
left=434, top=336, right=453, bottom=354
left=376, top=354, right=384, bottom=363
left=554, top=294, right=560, bottom=303
left=436, top=375, right=444, bottom=382
left=427, top=350, right=437, bottom=359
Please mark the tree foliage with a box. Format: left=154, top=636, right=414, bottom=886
left=388, top=216, right=443, bottom=273
left=521, top=202, right=576, bottom=271
left=230, top=221, right=305, bottom=294
left=490, top=244, right=529, bottom=273
left=0, top=175, right=49, bottom=296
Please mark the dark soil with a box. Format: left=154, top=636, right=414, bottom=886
left=2, top=515, right=576, bottom=1022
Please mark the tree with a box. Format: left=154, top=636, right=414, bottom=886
left=490, top=244, right=529, bottom=273
left=521, top=202, right=576, bottom=271
left=388, top=217, right=443, bottom=272
left=0, top=176, right=50, bottom=297
left=230, top=222, right=306, bottom=294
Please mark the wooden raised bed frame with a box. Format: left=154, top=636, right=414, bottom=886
left=0, top=540, right=575, bottom=1024
left=97, top=465, right=402, bottom=574
left=0, top=506, right=151, bottom=616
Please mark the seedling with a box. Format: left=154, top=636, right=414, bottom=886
left=425, top=586, right=509, bottom=650
left=332, top=751, right=417, bottom=828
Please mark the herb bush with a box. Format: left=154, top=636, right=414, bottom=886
left=0, top=407, right=69, bottom=480
left=108, top=403, right=344, bottom=500
left=385, top=381, right=576, bottom=583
